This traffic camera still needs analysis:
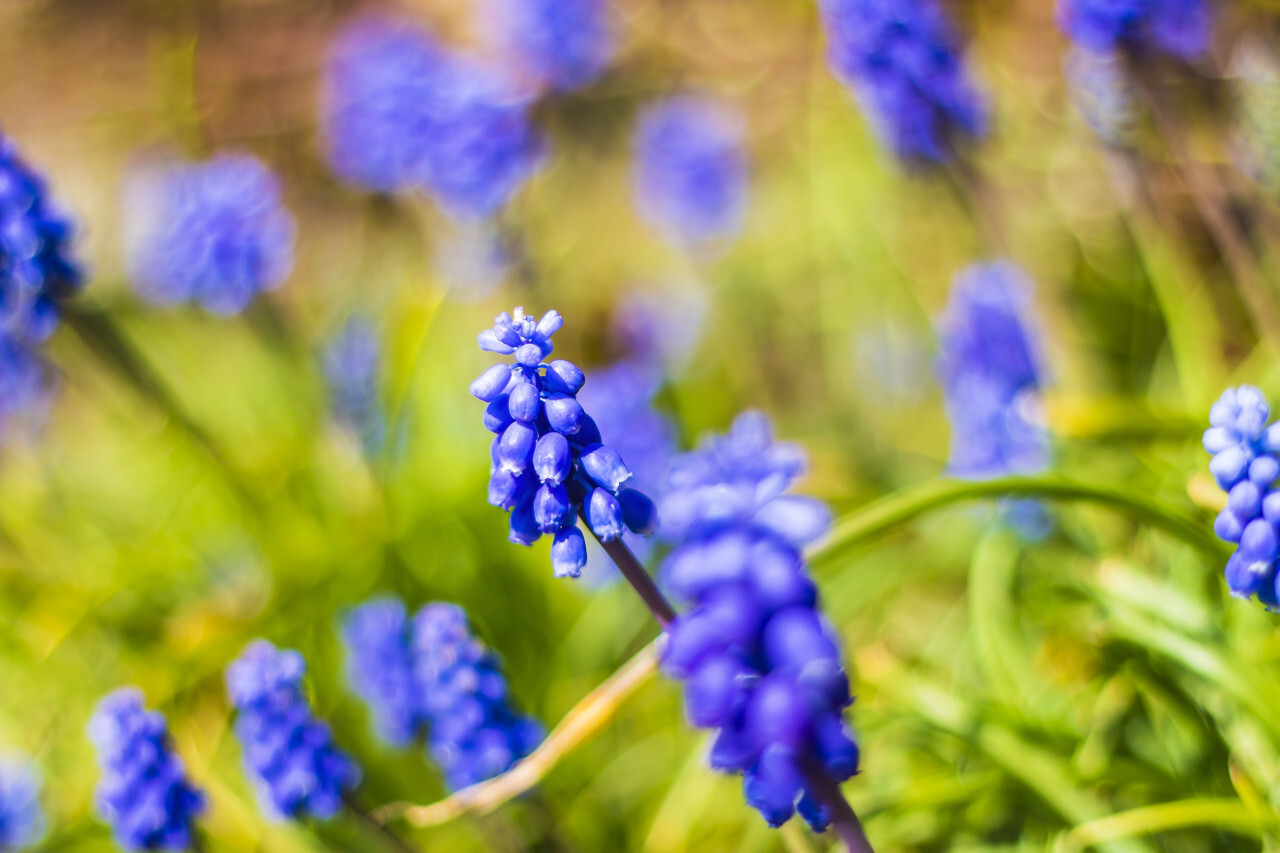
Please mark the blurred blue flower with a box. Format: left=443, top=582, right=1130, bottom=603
left=471, top=307, right=660, bottom=578
left=323, top=17, right=545, bottom=219
left=1058, top=0, right=1211, bottom=60
left=613, top=286, right=707, bottom=372
left=226, top=641, right=360, bottom=820
left=818, top=0, right=987, bottom=163
left=89, top=689, right=205, bottom=852
left=413, top=603, right=543, bottom=791
left=342, top=598, right=418, bottom=748
left=938, top=261, right=1049, bottom=480
left=0, top=135, right=82, bottom=427
left=324, top=318, right=385, bottom=456
left=0, top=759, right=43, bottom=850
left=634, top=96, right=749, bottom=247
left=131, top=154, right=295, bottom=315
left=657, top=412, right=857, bottom=830
left=490, top=0, right=613, bottom=93
left=1066, top=48, right=1139, bottom=148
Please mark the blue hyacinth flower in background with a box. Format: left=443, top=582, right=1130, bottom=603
left=323, top=317, right=385, bottom=457
left=818, top=0, right=987, bottom=163
left=0, top=134, right=83, bottom=430
left=1065, top=48, right=1139, bottom=148
left=413, top=603, right=544, bottom=791
left=471, top=307, right=660, bottom=578
left=342, top=598, right=419, bottom=748
left=634, top=95, right=749, bottom=249
left=226, top=641, right=360, bottom=820
left=89, top=689, right=205, bottom=851
left=322, top=17, right=545, bottom=220
left=0, top=758, right=43, bottom=850
left=1058, top=0, right=1212, bottom=61
left=488, top=0, right=614, bottom=94
left=129, top=154, right=295, bottom=316
left=657, top=412, right=857, bottom=830
left=1204, top=385, right=1280, bottom=608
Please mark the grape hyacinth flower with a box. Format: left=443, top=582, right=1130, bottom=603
left=1058, top=0, right=1212, bottom=61
left=0, top=135, right=83, bottom=429
left=1066, top=47, right=1139, bottom=149
left=470, top=307, right=660, bottom=579
left=658, top=412, right=861, bottom=833
left=324, top=317, right=385, bottom=456
left=818, top=0, right=987, bottom=163
left=0, top=759, right=43, bottom=849
left=489, top=0, right=614, bottom=94
left=1204, top=386, right=1280, bottom=608
left=227, top=641, right=360, bottom=820
left=414, top=603, right=544, bottom=791
left=130, top=154, right=295, bottom=315
left=634, top=96, right=749, bottom=248
left=89, top=689, right=205, bottom=851
left=341, top=598, right=418, bottom=748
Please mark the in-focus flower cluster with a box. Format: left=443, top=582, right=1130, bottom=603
left=489, top=0, right=613, bottom=94
left=130, top=154, right=295, bottom=316
left=0, top=135, right=82, bottom=429
left=323, top=18, right=545, bottom=219
left=1203, top=386, right=1280, bottom=607
left=658, top=412, right=858, bottom=830
left=323, top=317, right=385, bottom=456
left=938, top=261, right=1049, bottom=480
left=471, top=308, right=659, bottom=578
left=818, top=0, right=987, bottom=163
left=226, top=641, right=360, bottom=820
left=1058, top=0, right=1211, bottom=60
left=89, top=689, right=205, bottom=852
left=342, top=598, right=543, bottom=791
left=0, top=759, right=43, bottom=850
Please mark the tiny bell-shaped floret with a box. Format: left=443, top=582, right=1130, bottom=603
left=581, top=444, right=632, bottom=492
left=551, top=526, right=587, bottom=578
left=586, top=488, right=626, bottom=541
left=533, top=433, right=571, bottom=485
left=534, top=483, right=572, bottom=532
left=471, top=364, right=512, bottom=402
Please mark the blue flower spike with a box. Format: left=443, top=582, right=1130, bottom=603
left=489, top=0, right=614, bottom=94
left=472, top=307, right=660, bottom=578
left=0, top=758, right=44, bottom=850
left=89, top=689, right=205, bottom=852
left=1058, top=0, right=1212, bottom=61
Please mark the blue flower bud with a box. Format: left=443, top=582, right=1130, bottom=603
left=1240, top=519, right=1279, bottom=564
left=543, top=360, right=585, bottom=395
left=1215, top=508, right=1246, bottom=543
left=534, top=483, right=572, bottom=532
left=471, top=364, right=512, bottom=401
left=545, top=393, right=584, bottom=435
left=489, top=469, right=535, bottom=510
left=744, top=743, right=805, bottom=827
left=509, top=498, right=542, bottom=545
left=498, top=421, right=538, bottom=473
left=685, top=654, right=753, bottom=727
left=569, top=413, right=603, bottom=446
left=617, top=488, right=659, bottom=536
left=1228, top=481, right=1263, bottom=518
left=1265, top=491, right=1280, bottom=524
left=580, top=444, right=632, bottom=492
left=1251, top=455, right=1280, bottom=487
left=484, top=395, right=515, bottom=433
left=535, top=310, right=563, bottom=341
left=1226, top=551, right=1269, bottom=597
left=479, top=329, right=518, bottom=354
left=515, top=343, right=544, bottom=367
left=508, top=380, right=541, bottom=422
left=551, top=526, right=587, bottom=578
left=1211, top=446, right=1253, bottom=491
left=533, top=432, right=571, bottom=485
left=763, top=608, right=839, bottom=673
left=586, top=487, right=626, bottom=541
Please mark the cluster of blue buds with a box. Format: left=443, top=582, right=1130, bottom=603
left=1204, top=386, right=1280, bottom=607
left=323, top=317, right=385, bottom=456
left=471, top=308, right=659, bottom=578
left=342, top=598, right=543, bottom=791
left=413, top=603, right=545, bottom=791
left=323, top=18, right=545, bottom=220
left=0, top=759, right=43, bottom=850
left=818, top=0, right=987, bottom=163
left=633, top=95, right=749, bottom=248
left=226, top=641, right=360, bottom=820
left=1058, top=0, right=1212, bottom=61
left=0, top=135, right=82, bottom=427
left=89, top=689, right=205, bottom=851
left=938, top=261, right=1049, bottom=480
left=131, top=154, right=295, bottom=316
left=490, top=0, right=614, bottom=94
left=658, top=412, right=858, bottom=830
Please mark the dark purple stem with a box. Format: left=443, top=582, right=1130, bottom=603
left=588, top=525, right=677, bottom=625
left=798, top=752, right=875, bottom=853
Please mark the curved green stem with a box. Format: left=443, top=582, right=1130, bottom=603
left=810, top=475, right=1228, bottom=568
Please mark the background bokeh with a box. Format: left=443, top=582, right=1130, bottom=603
left=1, top=0, right=1279, bottom=850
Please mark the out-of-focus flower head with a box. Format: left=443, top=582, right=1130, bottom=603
left=634, top=95, right=749, bottom=248
left=341, top=598, right=418, bottom=747
left=89, top=689, right=205, bottom=852
left=1066, top=47, right=1140, bottom=148
left=488, top=0, right=614, bottom=93
left=323, top=317, right=385, bottom=456
left=613, top=286, right=708, bottom=372
left=226, top=641, right=360, bottom=820
left=938, top=261, right=1049, bottom=480
left=657, top=412, right=856, bottom=830
left=1057, top=0, right=1211, bottom=61
left=413, top=603, right=543, bottom=791
left=0, top=758, right=43, bottom=850
left=818, top=0, right=987, bottom=163
left=322, top=17, right=545, bottom=220
left=471, top=307, right=660, bottom=578
left=0, top=135, right=82, bottom=429
left=130, top=154, right=295, bottom=315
